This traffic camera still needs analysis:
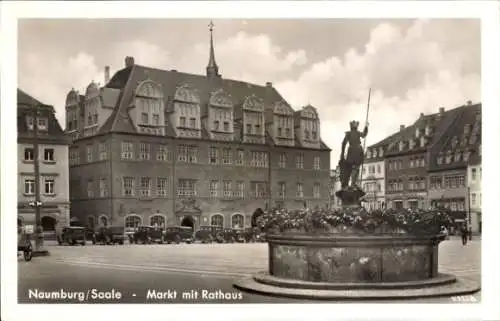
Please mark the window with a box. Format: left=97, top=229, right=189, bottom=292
left=285, top=128, right=291, bottom=137
left=125, top=215, right=142, bottom=231
left=99, top=178, right=108, bottom=197
left=312, top=131, right=317, bottom=140
left=296, top=154, right=304, bottom=169
left=156, top=145, right=169, bottom=161
left=177, top=145, right=198, bottom=163
left=141, top=112, right=149, bottom=124
left=313, top=156, right=320, bottom=170
left=180, top=116, right=186, bottom=127
left=279, top=153, right=286, bottom=168
left=150, top=215, right=165, bottom=227
left=139, top=143, right=150, bottom=160
left=177, top=179, right=196, bottom=197
left=69, top=149, right=80, bottom=166
left=99, top=142, right=108, bottom=161
left=140, top=177, right=152, bottom=197
left=189, top=117, right=196, bottom=128
left=210, top=180, right=219, bottom=197
left=123, top=177, right=135, bottom=196
left=278, top=182, right=286, bottom=198
left=121, top=142, right=134, bottom=160
left=235, top=181, right=244, bottom=198
left=250, top=181, right=267, bottom=198
left=152, top=114, right=160, bottom=125
left=37, top=118, right=47, bottom=131
left=304, top=129, right=309, bottom=139
left=223, top=181, right=232, bottom=197
left=24, top=178, right=35, bottom=195
left=42, top=148, right=54, bottom=162
left=86, top=179, right=93, bottom=198
left=296, top=183, right=304, bottom=198
left=209, top=147, right=218, bottom=164
left=211, top=215, right=224, bottom=227
left=255, top=124, right=260, bottom=134
left=86, top=145, right=93, bottom=162
left=157, top=178, right=168, bottom=197
left=213, top=120, right=220, bottom=131
left=246, top=123, right=252, bottom=134
left=223, top=121, right=229, bottom=132
left=250, top=151, right=268, bottom=168
left=232, top=214, right=244, bottom=229
left=313, top=183, right=320, bottom=198
left=471, top=193, right=476, bottom=206
left=222, top=148, right=232, bottom=165
left=24, top=148, right=34, bottom=161
left=236, top=149, right=244, bottom=165
left=471, top=168, right=477, bottom=181
left=277, top=127, right=282, bottom=137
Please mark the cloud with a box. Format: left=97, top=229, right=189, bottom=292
left=274, top=20, right=480, bottom=167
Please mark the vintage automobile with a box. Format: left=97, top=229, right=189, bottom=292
left=194, top=225, right=224, bottom=243
left=57, top=226, right=86, bottom=246
left=221, top=228, right=237, bottom=243
left=133, top=226, right=165, bottom=244
left=232, top=228, right=248, bottom=243
left=164, top=226, right=194, bottom=244
left=93, top=226, right=125, bottom=245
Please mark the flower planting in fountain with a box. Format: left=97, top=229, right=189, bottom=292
left=257, top=207, right=455, bottom=236
left=261, top=208, right=453, bottom=283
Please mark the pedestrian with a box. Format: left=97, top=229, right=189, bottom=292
left=460, top=223, right=468, bottom=245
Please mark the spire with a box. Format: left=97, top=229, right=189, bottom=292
left=206, top=20, right=220, bottom=78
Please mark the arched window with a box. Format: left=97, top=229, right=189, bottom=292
left=150, top=215, right=166, bottom=227
left=125, top=215, right=142, bottom=232
left=231, top=213, right=244, bottom=229
left=211, top=214, right=224, bottom=227
left=99, top=215, right=108, bottom=227
left=88, top=216, right=95, bottom=229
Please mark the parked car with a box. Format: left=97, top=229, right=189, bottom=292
left=232, top=228, right=247, bottom=243
left=133, top=226, right=164, bottom=244
left=93, top=226, right=125, bottom=245
left=194, top=225, right=223, bottom=243
left=221, top=228, right=237, bottom=243
left=164, top=226, right=194, bottom=244
left=57, top=226, right=86, bottom=246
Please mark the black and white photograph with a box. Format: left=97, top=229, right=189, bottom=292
left=2, top=1, right=500, bottom=321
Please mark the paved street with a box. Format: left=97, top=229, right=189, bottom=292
left=18, top=238, right=481, bottom=304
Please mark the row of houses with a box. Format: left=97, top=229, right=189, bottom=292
left=330, top=102, right=482, bottom=234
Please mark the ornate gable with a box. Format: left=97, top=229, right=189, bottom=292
left=273, top=100, right=293, bottom=116
left=209, top=88, right=233, bottom=108
left=174, top=84, right=200, bottom=104
left=243, top=94, right=264, bottom=112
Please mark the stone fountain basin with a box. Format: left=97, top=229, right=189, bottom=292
left=266, top=233, right=446, bottom=284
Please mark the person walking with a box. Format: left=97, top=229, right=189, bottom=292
left=460, top=223, right=468, bottom=245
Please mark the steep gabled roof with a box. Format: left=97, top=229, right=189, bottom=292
left=97, top=64, right=330, bottom=150
left=429, top=103, right=481, bottom=171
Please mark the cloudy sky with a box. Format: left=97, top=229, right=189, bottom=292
left=18, top=19, right=480, bottom=167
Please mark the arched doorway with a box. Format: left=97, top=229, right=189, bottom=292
left=181, top=216, right=195, bottom=229
left=41, top=216, right=57, bottom=231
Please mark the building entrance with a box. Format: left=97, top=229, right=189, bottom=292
left=181, top=216, right=195, bottom=229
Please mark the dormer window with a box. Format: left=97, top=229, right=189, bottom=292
left=246, top=124, right=252, bottom=134
left=475, top=112, right=481, bottom=122
left=87, top=112, right=92, bottom=126
left=454, top=152, right=461, bottom=162
left=278, top=127, right=282, bottom=137
left=415, top=128, right=420, bottom=138
left=141, top=113, right=148, bottom=124
left=180, top=117, right=186, bottom=127
left=255, top=124, right=260, bottom=133
left=312, top=131, right=317, bottom=140
left=190, top=118, right=196, bottom=128
left=464, top=150, right=471, bottom=161
left=399, top=141, right=405, bottom=151
left=223, top=121, right=229, bottom=132
left=94, top=113, right=98, bottom=124
left=451, top=136, right=458, bottom=149
left=409, top=139, right=415, bottom=149
left=420, top=136, right=426, bottom=147
left=366, top=150, right=371, bottom=159
left=445, top=151, right=452, bottom=164
left=285, top=128, right=291, bottom=137
left=214, top=120, right=219, bottom=131
left=379, top=147, right=384, bottom=157
left=153, top=114, right=160, bottom=125
left=437, top=155, right=443, bottom=165
left=304, top=129, right=309, bottom=139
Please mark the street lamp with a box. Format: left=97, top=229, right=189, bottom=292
left=30, top=104, right=49, bottom=255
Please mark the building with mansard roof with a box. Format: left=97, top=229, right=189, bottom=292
left=428, top=102, right=481, bottom=232
left=17, top=89, right=71, bottom=233
left=365, top=102, right=480, bottom=211
left=65, top=25, right=330, bottom=232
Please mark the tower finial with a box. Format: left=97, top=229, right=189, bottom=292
left=206, top=20, right=220, bottom=78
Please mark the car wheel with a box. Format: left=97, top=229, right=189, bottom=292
left=24, top=249, right=33, bottom=261
left=119, top=240, right=124, bottom=245
left=81, top=241, right=86, bottom=246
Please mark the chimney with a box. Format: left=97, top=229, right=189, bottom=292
left=439, top=107, right=445, bottom=115
left=420, top=112, right=424, bottom=118
left=104, top=66, right=110, bottom=84
left=400, top=124, right=405, bottom=131
left=125, top=56, right=135, bottom=68
left=467, top=100, right=472, bottom=105
left=171, top=69, right=177, bottom=72
left=266, top=82, right=273, bottom=88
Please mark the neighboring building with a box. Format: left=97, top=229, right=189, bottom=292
left=467, top=150, right=482, bottom=233
left=17, top=89, right=71, bottom=232
left=361, top=145, right=385, bottom=210
left=368, top=104, right=479, bottom=211
left=66, top=26, right=330, bottom=233
left=427, top=103, right=481, bottom=232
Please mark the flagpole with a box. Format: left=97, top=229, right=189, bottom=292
left=359, top=88, right=372, bottom=184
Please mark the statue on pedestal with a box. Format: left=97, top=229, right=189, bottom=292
left=336, top=120, right=369, bottom=208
